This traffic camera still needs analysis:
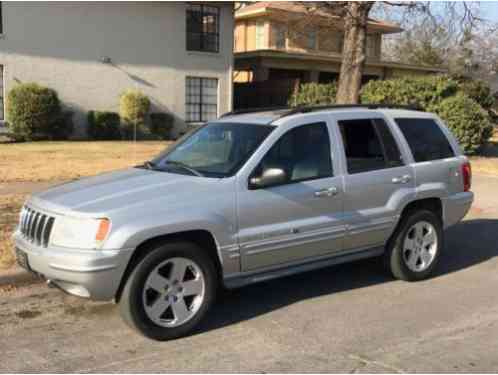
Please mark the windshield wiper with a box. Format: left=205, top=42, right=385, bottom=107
left=164, top=160, right=204, bottom=177
left=137, top=160, right=157, bottom=170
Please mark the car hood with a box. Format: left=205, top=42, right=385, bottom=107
left=30, top=168, right=223, bottom=216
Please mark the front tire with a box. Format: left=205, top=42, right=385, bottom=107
left=119, top=241, right=217, bottom=341
left=385, top=210, right=443, bottom=281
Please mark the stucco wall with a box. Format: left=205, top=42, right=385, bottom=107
left=0, top=2, right=234, bottom=137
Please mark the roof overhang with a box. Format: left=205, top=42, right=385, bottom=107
left=234, top=50, right=447, bottom=73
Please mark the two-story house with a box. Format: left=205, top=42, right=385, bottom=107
left=0, top=2, right=234, bottom=137
left=233, top=2, right=446, bottom=109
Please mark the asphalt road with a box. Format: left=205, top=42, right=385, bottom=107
left=1, top=175, right=497, bottom=373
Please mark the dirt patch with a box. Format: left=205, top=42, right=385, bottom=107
left=63, top=303, right=115, bottom=317
left=470, top=136, right=498, bottom=176
left=0, top=194, right=27, bottom=270
left=15, top=309, right=42, bottom=319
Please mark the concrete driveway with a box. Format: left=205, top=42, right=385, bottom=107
left=1, top=175, right=497, bottom=372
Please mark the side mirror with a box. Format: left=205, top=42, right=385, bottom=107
left=249, top=168, right=287, bottom=189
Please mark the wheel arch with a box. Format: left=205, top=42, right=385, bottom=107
left=114, top=229, right=223, bottom=303
left=400, top=197, right=443, bottom=222
left=387, top=197, right=443, bottom=249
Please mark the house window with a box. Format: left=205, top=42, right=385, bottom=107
left=186, top=77, right=218, bottom=123
left=274, top=25, right=286, bottom=49
left=186, top=4, right=220, bottom=53
left=0, top=65, right=4, bottom=121
left=255, top=21, right=265, bottom=49
left=0, top=2, right=3, bottom=35
left=307, top=30, right=317, bottom=50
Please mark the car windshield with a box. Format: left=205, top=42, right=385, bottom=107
left=144, top=122, right=275, bottom=178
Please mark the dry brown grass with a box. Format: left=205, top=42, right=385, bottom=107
left=469, top=129, right=498, bottom=176
left=0, top=141, right=171, bottom=183
left=0, top=194, right=26, bottom=270
left=0, top=141, right=172, bottom=270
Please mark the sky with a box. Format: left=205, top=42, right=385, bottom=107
left=480, top=2, right=498, bottom=23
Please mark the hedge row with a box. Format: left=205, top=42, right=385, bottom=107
left=291, top=75, right=494, bottom=154
left=6, top=83, right=174, bottom=141
left=87, top=110, right=174, bottom=141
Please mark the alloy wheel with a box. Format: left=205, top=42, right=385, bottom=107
left=402, top=221, right=438, bottom=272
left=142, top=257, right=205, bottom=327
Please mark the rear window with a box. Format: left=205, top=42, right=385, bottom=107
left=395, top=118, right=455, bottom=162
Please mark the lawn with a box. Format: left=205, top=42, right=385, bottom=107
left=0, top=141, right=171, bottom=183
left=0, top=141, right=171, bottom=269
left=469, top=137, right=498, bottom=176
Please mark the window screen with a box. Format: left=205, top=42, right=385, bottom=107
left=307, top=30, right=317, bottom=49
left=186, top=77, right=218, bottom=123
left=0, top=2, right=3, bottom=35
left=0, top=65, right=3, bottom=121
left=255, top=22, right=265, bottom=49
left=186, top=4, right=220, bottom=53
left=256, top=122, right=333, bottom=184
left=274, top=24, right=286, bottom=49
left=395, top=118, right=455, bottom=162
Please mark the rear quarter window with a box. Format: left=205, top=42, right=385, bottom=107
left=395, top=118, right=455, bottom=162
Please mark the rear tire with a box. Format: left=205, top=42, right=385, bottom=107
left=384, top=209, right=443, bottom=281
left=119, top=241, right=217, bottom=341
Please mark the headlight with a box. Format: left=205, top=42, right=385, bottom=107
left=50, top=216, right=111, bottom=249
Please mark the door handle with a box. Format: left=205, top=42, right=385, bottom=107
left=392, top=175, right=411, bottom=184
left=314, top=186, right=338, bottom=197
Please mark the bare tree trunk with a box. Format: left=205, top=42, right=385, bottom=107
left=336, top=2, right=373, bottom=104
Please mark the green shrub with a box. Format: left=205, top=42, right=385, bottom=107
left=51, top=111, right=74, bottom=140
left=87, top=111, right=121, bottom=140
left=119, top=89, right=151, bottom=139
left=6, top=82, right=63, bottom=141
left=433, top=94, right=493, bottom=154
left=454, top=77, right=495, bottom=110
left=289, top=82, right=337, bottom=107
left=149, top=113, right=174, bottom=140
left=361, top=75, right=494, bottom=154
left=361, top=75, right=459, bottom=111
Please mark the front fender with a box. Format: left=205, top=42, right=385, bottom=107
left=103, top=208, right=240, bottom=274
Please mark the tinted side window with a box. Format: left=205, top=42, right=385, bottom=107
left=395, top=118, right=455, bottom=162
left=339, top=119, right=386, bottom=174
left=256, top=122, right=333, bottom=183
left=373, top=119, right=404, bottom=168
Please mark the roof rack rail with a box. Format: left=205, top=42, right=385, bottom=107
left=220, top=106, right=291, bottom=118
left=270, top=103, right=423, bottom=123
left=220, top=103, right=423, bottom=120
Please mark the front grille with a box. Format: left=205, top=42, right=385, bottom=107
left=19, top=207, right=55, bottom=247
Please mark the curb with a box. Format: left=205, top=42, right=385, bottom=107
left=0, top=266, right=41, bottom=287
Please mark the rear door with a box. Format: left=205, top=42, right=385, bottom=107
left=334, top=113, right=415, bottom=251
left=394, top=117, right=462, bottom=196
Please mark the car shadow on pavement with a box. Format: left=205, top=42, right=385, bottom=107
left=198, top=218, right=498, bottom=334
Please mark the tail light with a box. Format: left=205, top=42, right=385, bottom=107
left=462, top=161, right=472, bottom=192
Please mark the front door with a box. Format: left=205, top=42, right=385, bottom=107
left=237, top=118, right=345, bottom=271
left=336, top=115, right=415, bottom=251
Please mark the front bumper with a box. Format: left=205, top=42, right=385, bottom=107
left=13, top=230, right=134, bottom=301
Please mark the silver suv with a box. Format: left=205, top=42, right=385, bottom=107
left=14, top=105, right=473, bottom=340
